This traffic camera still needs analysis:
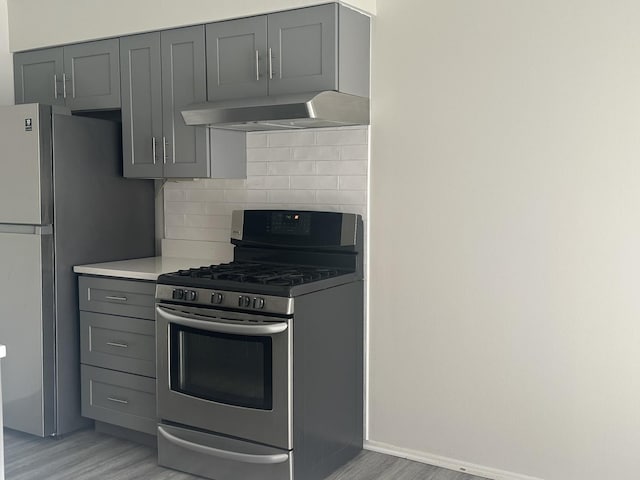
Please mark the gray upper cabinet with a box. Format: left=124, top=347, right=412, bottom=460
left=161, top=27, right=210, bottom=178
left=206, top=3, right=370, bottom=101
left=206, top=16, right=268, bottom=101
left=13, top=47, right=64, bottom=106
left=267, top=4, right=337, bottom=96
left=120, top=32, right=163, bottom=178
left=121, top=26, right=245, bottom=179
left=14, top=39, right=121, bottom=111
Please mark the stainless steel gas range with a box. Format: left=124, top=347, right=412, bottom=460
left=155, top=210, right=364, bottom=480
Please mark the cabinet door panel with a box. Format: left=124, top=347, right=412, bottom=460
left=120, top=33, right=164, bottom=178
left=64, top=38, right=121, bottom=111
left=206, top=16, right=268, bottom=101
left=13, top=48, right=64, bottom=106
left=267, top=4, right=338, bottom=96
left=161, top=26, right=209, bottom=178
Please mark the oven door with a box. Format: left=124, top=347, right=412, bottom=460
left=156, top=303, right=292, bottom=450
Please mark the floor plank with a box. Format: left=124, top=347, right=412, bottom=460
left=3, top=428, right=486, bottom=480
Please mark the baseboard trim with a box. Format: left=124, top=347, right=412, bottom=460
left=364, top=440, right=544, bottom=480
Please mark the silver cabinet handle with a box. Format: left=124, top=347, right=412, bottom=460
left=106, top=342, right=128, bottom=349
left=152, top=136, right=157, bottom=165
left=156, top=306, right=288, bottom=336
left=53, top=74, right=58, bottom=99
left=158, top=426, right=289, bottom=465
left=62, top=73, right=67, bottom=98
left=255, top=50, right=260, bottom=81
left=105, top=295, right=127, bottom=302
left=107, top=397, right=129, bottom=405
left=162, top=136, right=168, bottom=164
left=268, top=47, right=273, bottom=79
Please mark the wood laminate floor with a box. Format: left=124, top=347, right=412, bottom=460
left=4, top=428, right=486, bottom=480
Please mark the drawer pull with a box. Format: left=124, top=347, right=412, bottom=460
left=107, top=397, right=129, bottom=405
left=105, top=295, right=128, bottom=302
left=106, top=342, right=129, bottom=349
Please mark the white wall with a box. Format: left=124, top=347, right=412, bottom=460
left=6, top=0, right=375, bottom=52
left=0, top=0, right=13, bottom=103
left=369, top=1, right=640, bottom=479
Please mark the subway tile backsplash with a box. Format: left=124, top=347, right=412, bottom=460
left=162, top=126, right=369, bottom=256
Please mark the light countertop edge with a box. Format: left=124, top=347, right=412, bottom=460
left=73, top=255, right=232, bottom=281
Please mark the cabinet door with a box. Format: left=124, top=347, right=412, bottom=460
left=206, top=16, right=268, bottom=101
left=13, top=48, right=64, bottom=106
left=267, top=4, right=338, bottom=96
left=63, top=38, right=121, bottom=111
left=120, top=33, right=164, bottom=178
left=161, top=26, right=209, bottom=178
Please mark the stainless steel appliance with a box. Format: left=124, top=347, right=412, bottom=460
left=0, top=103, right=155, bottom=437
left=155, top=209, right=364, bottom=480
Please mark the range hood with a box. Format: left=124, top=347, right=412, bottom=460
left=180, top=91, right=369, bottom=132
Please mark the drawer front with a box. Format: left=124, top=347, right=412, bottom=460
left=79, top=276, right=155, bottom=320
left=80, top=311, right=155, bottom=377
left=81, top=365, right=156, bottom=435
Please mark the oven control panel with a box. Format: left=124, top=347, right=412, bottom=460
left=157, top=285, right=294, bottom=315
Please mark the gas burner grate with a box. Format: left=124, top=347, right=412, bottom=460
left=175, top=262, right=342, bottom=286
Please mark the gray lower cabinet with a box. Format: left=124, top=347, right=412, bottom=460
left=14, top=38, right=121, bottom=111
left=120, top=27, right=246, bottom=179
left=206, top=3, right=370, bottom=101
left=78, top=276, right=157, bottom=436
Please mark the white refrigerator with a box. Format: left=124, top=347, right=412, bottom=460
left=0, top=103, right=155, bottom=437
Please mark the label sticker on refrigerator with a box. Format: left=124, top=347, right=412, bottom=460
left=25, top=118, right=32, bottom=131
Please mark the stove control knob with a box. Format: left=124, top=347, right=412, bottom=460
left=211, top=292, right=224, bottom=304
left=238, top=295, right=251, bottom=308
left=253, top=297, right=265, bottom=309
left=172, top=289, right=185, bottom=300
left=186, top=290, right=198, bottom=301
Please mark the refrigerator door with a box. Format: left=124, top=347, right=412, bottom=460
left=0, top=225, right=55, bottom=437
left=0, top=103, right=53, bottom=225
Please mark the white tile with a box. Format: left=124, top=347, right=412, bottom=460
left=267, top=161, right=315, bottom=175
left=201, top=179, right=228, bottom=189
left=290, top=176, right=338, bottom=190
left=267, top=131, right=316, bottom=147
left=184, top=214, right=231, bottom=229
left=163, top=189, right=186, bottom=202
left=164, top=178, right=208, bottom=189
left=292, top=146, right=340, bottom=161
left=267, top=190, right=316, bottom=204
left=164, top=214, right=185, bottom=227
left=316, top=190, right=367, bottom=205
left=247, top=147, right=291, bottom=163
left=165, top=226, right=231, bottom=242
left=205, top=203, right=246, bottom=215
left=224, top=190, right=269, bottom=203
left=246, top=133, right=268, bottom=148
left=338, top=176, right=367, bottom=190
left=247, top=176, right=291, bottom=189
left=220, top=179, right=248, bottom=190
left=164, top=202, right=206, bottom=215
left=315, top=127, right=367, bottom=145
left=161, top=238, right=234, bottom=260
left=316, top=160, right=367, bottom=175
left=340, top=144, right=369, bottom=160
left=185, top=189, right=226, bottom=202
left=247, top=162, right=268, bottom=176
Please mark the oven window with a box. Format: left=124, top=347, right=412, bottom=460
left=169, top=325, right=273, bottom=410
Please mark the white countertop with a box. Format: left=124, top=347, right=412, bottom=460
left=0, top=344, right=5, bottom=358
left=73, top=255, right=232, bottom=281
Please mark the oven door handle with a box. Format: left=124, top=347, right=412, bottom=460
left=158, top=426, right=290, bottom=464
left=156, top=305, right=288, bottom=335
